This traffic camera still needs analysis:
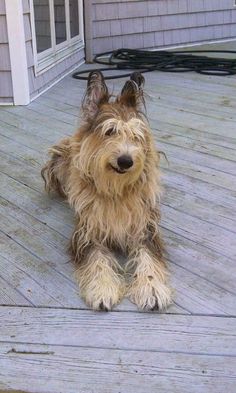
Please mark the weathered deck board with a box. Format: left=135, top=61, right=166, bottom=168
left=0, top=172, right=73, bottom=237
left=0, top=232, right=83, bottom=308
left=170, top=264, right=236, bottom=315
left=1, top=65, right=236, bottom=392
left=163, top=186, right=236, bottom=233
left=163, top=170, right=236, bottom=210
left=1, top=307, right=235, bottom=354
left=1, top=344, right=235, bottom=393
left=158, top=140, right=236, bottom=175
left=152, top=120, right=236, bottom=150
left=0, top=307, right=236, bottom=393
left=149, top=106, right=236, bottom=138
left=164, top=229, right=236, bottom=289
left=0, top=268, right=31, bottom=306
left=162, top=205, right=236, bottom=259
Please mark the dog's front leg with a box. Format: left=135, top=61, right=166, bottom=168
left=127, top=244, right=172, bottom=311
left=74, top=246, right=125, bottom=311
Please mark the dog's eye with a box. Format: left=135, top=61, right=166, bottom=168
left=105, top=128, right=114, bottom=136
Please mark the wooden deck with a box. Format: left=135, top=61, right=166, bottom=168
left=0, top=67, right=236, bottom=392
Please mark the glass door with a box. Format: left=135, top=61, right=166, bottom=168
left=31, top=0, right=83, bottom=73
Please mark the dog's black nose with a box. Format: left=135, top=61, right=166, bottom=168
left=117, top=155, right=133, bottom=169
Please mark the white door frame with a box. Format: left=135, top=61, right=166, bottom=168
left=5, top=0, right=30, bottom=105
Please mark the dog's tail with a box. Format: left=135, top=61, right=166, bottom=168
left=41, top=138, right=71, bottom=197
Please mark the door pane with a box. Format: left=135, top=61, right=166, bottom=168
left=33, top=0, right=51, bottom=53
left=70, top=0, right=79, bottom=38
left=54, top=0, right=67, bottom=45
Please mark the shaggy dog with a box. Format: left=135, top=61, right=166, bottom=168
left=41, top=71, right=172, bottom=311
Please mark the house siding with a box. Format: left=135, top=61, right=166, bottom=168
left=0, top=0, right=13, bottom=104
left=23, top=0, right=84, bottom=100
left=1, top=0, right=84, bottom=105
left=91, top=0, right=236, bottom=55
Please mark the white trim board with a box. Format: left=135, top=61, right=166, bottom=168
left=150, top=38, right=236, bottom=52
left=0, top=102, right=14, bottom=106
left=5, top=0, right=30, bottom=105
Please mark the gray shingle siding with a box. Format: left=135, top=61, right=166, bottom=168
left=91, top=0, right=236, bottom=56
left=0, top=0, right=13, bottom=103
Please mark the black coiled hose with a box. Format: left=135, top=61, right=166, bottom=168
left=72, top=48, right=236, bottom=80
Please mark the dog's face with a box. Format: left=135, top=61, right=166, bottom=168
left=76, top=71, right=156, bottom=195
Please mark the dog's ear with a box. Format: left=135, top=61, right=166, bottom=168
left=119, top=72, right=145, bottom=109
left=82, top=71, right=109, bottom=121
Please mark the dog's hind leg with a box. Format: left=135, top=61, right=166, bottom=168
left=74, top=246, right=125, bottom=311
left=41, top=137, right=71, bottom=197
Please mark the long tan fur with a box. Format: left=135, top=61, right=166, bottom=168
left=41, top=71, right=172, bottom=311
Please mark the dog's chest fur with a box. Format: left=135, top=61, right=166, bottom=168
left=68, top=178, right=154, bottom=249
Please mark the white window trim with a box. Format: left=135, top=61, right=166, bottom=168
left=30, top=0, right=84, bottom=76
left=5, top=0, right=30, bottom=105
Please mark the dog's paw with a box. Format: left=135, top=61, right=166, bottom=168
left=128, top=276, right=172, bottom=311
left=75, top=249, right=125, bottom=311
left=83, top=283, right=123, bottom=311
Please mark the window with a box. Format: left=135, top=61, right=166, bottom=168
left=54, top=0, right=67, bottom=45
left=31, top=0, right=83, bottom=73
